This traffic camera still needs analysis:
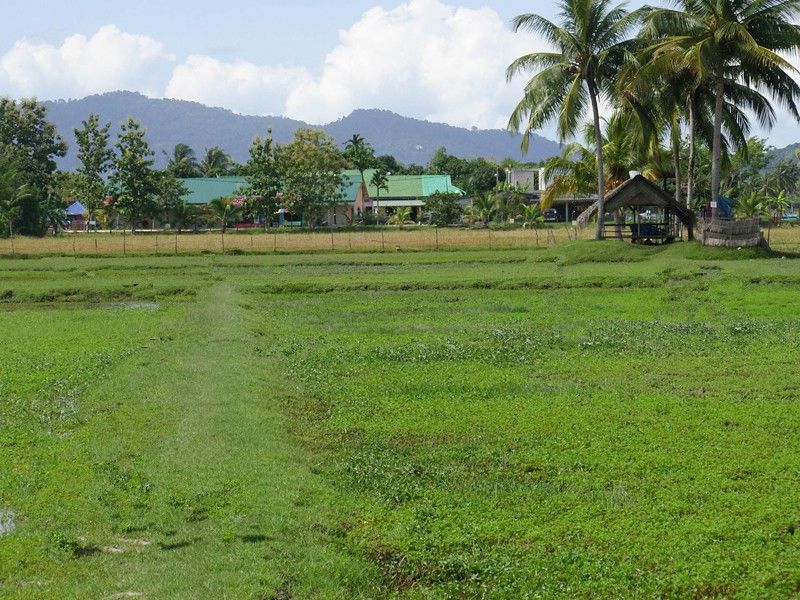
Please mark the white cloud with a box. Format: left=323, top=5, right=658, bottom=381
left=165, top=55, right=311, bottom=116
left=284, top=0, right=540, bottom=129
left=0, top=25, right=171, bottom=99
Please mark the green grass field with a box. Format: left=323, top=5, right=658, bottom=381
left=2, top=242, right=800, bottom=598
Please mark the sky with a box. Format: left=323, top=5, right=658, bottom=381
left=1, top=0, right=799, bottom=146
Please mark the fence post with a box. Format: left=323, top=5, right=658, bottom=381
left=72, top=235, right=77, bottom=257
left=381, top=230, right=385, bottom=252
left=94, top=237, right=98, bottom=253
left=155, top=234, right=159, bottom=253
left=175, top=233, right=178, bottom=254
left=221, top=231, right=225, bottom=254
left=435, top=227, right=439, bottom=251
left=123, top=230, right=126, bottom=255
left=273, top=232, right=277, bottom=252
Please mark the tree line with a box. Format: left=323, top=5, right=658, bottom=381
left=0, top=98, right=542, bottom=236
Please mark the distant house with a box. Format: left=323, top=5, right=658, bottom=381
left=65, top=201, right=86, bottom=230
left=340, top=169, right=464, bottom=225
left=178, top=171, right=464, bottom=228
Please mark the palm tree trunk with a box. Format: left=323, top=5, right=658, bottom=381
left=671, top=117, right=682, bottom=208
left=687, top=96, right=697, bottom=211
left=711, top=76, right=725, bottom=218
left=589, top=84, right=606, bottom=240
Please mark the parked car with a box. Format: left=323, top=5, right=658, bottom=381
left=544, top=208, right=558, bottom=222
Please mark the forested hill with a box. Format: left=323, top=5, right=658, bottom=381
left=42, top=92, right=561, bottom=170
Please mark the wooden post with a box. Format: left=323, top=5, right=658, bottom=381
left=435, top=227, right=439, bottom=250
left=330, top=226, right=335, bottom=251
left=94, top=237, right=98, bottom=253
left=72, top=235, right=77, bottom=256
left=221, top=231, right=225, bottom=254
left=9, top=223, right=14, bottom=257
left=381, top=230, right=385, bottom=252
left=123, top=230, right=127, bottom=255
left=348, top=229, right=352, bottom=249
left=273, top=232, right=277, bottom=252
left=175, top=234, right=178, bottom=254
left=155, top=234, right=159, bottom=253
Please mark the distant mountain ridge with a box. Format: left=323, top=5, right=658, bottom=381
left=41, top=91, right=562, bottom=171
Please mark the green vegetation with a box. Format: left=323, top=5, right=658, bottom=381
left=2, top=242, right=800, bottom=597
left=508, top=0, right=800, bottom=235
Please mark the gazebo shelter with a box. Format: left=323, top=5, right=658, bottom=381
left=602, top=175, right=695, bottom=243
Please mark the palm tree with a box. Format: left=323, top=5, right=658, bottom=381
left=522, top=204, right=545, bottom=229
left=344, top=134, right=376, bottom=189
left=507, top=0, right=643, bottom=239
left=201, top=147, right=233, bottom=177
left=468, top=194, right=496, bottom=225
left=370, top=169, right=389, bottom=219
left=170, top=199, right=194, bottom=234
left=165, top=144, right=200, bottom=178
left=388, top=207, right=411, bottom=228
left=644, top=0, right=800, bottom=217
left=209, top=197, right=241, bottom=233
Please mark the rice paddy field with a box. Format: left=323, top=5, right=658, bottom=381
left=2, top=240, right=800, bottom=598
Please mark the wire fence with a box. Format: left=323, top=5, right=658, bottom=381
left=0, top=226, right=589, bottom=257
left=3, top=225, right=797, bottom=257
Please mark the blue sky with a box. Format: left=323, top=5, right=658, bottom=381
left=0, top=0, right=796, bottom=145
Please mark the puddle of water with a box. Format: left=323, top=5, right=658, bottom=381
left=120, top=301, right=159, bottom=310
left=0, top=509, right=15, bottom=535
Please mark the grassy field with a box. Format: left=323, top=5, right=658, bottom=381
left=2, top=241, right=800, bottom=598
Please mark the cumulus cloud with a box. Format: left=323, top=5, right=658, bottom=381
left=0, top=25, right=171, bottom=99
left=165, top=55, right=311, bottom=116
left=284, top=0, right=540, bottom=129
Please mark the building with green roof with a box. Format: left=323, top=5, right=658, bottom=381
left=179, top=171, right=464, bottom=226
left=180, top=177, right=248, bottom=205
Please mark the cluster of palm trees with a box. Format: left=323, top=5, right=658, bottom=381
left=164, top=144, right=237, bottom=178
left=466, top=185, right=545, bottom=228
left=508, top=0, right=800, bottom=239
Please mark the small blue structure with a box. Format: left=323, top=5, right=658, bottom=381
left=66, top=201, right=85, bottom=217
left=65, top=201, right=86, bottom=230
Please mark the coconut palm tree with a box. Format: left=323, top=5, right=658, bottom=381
left=200, top=147, right=233, bottom=177
left=165, top=144, right=200, bottom=178
left=643, top=0, right=800, bottom=216
left=209, top=197, right=241, bottom=233
left=507, top=0, right=644, bottom=239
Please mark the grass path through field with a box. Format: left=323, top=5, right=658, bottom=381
left=2, top=283, right=375, bottom=599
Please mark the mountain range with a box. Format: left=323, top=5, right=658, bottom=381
left=41, top=92, right=562, bottom=171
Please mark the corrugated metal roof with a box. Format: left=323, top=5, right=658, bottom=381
left=180, top=177, right=247, bottom=205
left=66, top=201, right=85, bottom=216
left=343, top=170, right=463, bottom=201
left=180, top=172, right=464, bottom=205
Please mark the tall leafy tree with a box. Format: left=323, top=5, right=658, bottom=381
left=165, top=143, right=201, bottom=178
left=507, top=0, right=643, bottom=239
left=644, top=0, right=800, bottom=216
left=0, top=98, right=66, bottom=234
left=74, top=114, right=114, bottom=225
left=279, top=129, right=348, bottom=229
left=242, top=132, right=282, bottom=227
left=112, top=118, right=158, bottom=231
left=0, top=151, right=29, bottom=238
